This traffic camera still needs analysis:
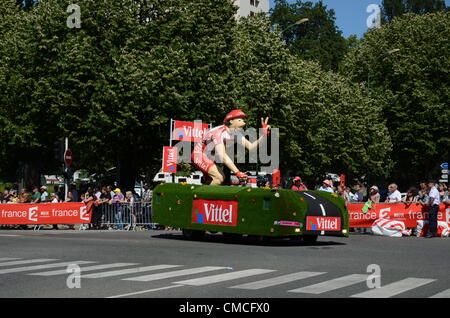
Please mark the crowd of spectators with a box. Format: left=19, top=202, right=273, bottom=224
left=287, top=177, right=449, bottom=206
left=0, top=183, right=154, bottom=231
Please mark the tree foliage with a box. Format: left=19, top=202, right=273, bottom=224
left=381, top=0, right=447, bottom=22
left=270, top=0, right=348, bottom=72
left=342, top=11, right=450, bottom=185
left=232, top=17, right=392, bottom=183
left=1, top=0, right=394, bottom=188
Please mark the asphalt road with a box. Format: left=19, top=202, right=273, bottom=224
left=0, top=229, right=449, bottom=298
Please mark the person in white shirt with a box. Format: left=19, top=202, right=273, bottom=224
left=426, top=180, right=441, bottom=238
left=40, top=186, right=49, bottom=202
left=385, top=184, right=402, bottom=203
left=318, top=180, right=334, bottom=193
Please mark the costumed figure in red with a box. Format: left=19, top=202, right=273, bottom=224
left=191, top=110, right=271, bottom=185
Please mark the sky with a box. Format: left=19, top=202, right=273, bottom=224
left=269, top=0, right=450, bottom=38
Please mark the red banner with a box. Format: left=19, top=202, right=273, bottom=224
left=0, top=203, right=90, bottom=225
left=162, top=146, right=178, bottom=173
left=172, top=120, right=210, bottom=142
left=348, top=203, right=450, bottom=228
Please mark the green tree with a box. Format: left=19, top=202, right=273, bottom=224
left=0, top=0, right=238, bottom=189
left=232, top=16, right=392, bottom=184
left=342, top=12, right=450, bottom=185
left=270, top=0, right=348, bottom=72
left=382, top=0, right=447, bottom=21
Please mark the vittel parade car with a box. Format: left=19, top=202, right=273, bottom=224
left=152, top=183, right=349, bottom=244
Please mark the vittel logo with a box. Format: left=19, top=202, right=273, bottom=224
left=192, top=199, right=238, bottom=226
left=306, top=217, right=341, bottom=231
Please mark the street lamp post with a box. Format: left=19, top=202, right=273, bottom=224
left=280, top=18, right=309, bottom=36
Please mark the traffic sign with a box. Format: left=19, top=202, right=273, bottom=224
left=441, top=163, right=449, bottom=169
left=64, top=149, right=73, bottom=165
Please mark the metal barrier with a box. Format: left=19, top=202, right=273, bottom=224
left=97, top=202, right=156, bottom=230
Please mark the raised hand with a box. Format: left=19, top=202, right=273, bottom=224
left=261, top=117, right=271, bottom=135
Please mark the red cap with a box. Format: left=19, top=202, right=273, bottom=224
left=224, top=109, right=246, bottom=123
left=293, top=176, right=302, bottom=182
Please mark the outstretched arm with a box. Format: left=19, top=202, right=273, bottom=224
left=242, top=117, right=271, bottom=151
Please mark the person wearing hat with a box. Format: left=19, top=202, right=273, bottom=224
left=291, top=176, right=308, bottom=191
left=318, top=180, right=334, bottom=193
left=191, top=109, right=271, bottom=186
left=369, top=185, right=380, bottom=203
left=40, top=186, right=49, bottom=202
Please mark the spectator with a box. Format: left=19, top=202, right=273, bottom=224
left=31, top=187, right=41, bottom=203
left=107, top=185, right=115, bottom=198
left=110, top=188, right=125, bottom=230
left=353, top=184, right=364, bottom=202
left=40, top=186, right=49, bottom=202
left=426, top=180, right=440, bottom=238
left=50, top=193, right=60, bottom=230
left=438, top=183, right=448, bottom=202
left=402, top=187, right=418, bottom=204
left=142, top=185, right=152, bottom=202
left=19, top=188, right=30, bottom=203
left=94, top=187, right=111, bottom=230
left=385, top=183, right=402, bottom=203
left=69, top=184, right=79, bottom=202
left=318, top=180, right=334, bottom=193
left=125, top=191, right=136, bottom=230
left=51, top=193, right=60, bottom=203
left=369, top=186, right=380, bottom=203
left=83, top=189, right=97, bottom=230
left=291, top=176, right=308, bottom=191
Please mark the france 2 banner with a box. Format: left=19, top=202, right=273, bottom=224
left=348, top=203, right=450, bottom=228
left=163, top=146, right=178, bottom=173
left=172, top=120, right=210, bottom=142
left=0, top=203, right=90, bottom=225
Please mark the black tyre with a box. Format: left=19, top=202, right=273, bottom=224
left=182, top=229, right=205, bottom=240
left=302, top=235, right=319, bottom=245
left=222, top=232, right=243, bottom=241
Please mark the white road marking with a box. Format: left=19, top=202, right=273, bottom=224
left=174, top=269, right=276, bottom=286
left=0, top=259, right=58, bottom=267
left=430, top=288, right=450, bottom=298
left=0, top=261, right=95, bottom=274
left=107, top=285, right=184, bottom=298
left=83, top=265, right=183, bottom=279
left=351, top=278, right=436, bottom=298
left=0, top=234, right=21, bottom=237
left=229, top=271, right=326, bottom=290
left=288, top=274, right=368, bottom=294
left=303, top=193, right=316, bottom=200
left=319, top=204, right=326, bottom=216
left=28, top=263, right=138, bottom=276
left=123, top=266, right=226, bottom=282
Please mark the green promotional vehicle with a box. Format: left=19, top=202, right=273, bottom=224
left=152, top=183, right=349, bottom=244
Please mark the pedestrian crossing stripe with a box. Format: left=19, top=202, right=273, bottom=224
left=82, top=265, right=183, bottom=279
left=28, top=263, right=138, bottom=276
left=173, top=269, right=276, bottom=286
left=229, top=271, right=326, bottom=290
left=351, top=278, right=436, bottom=298
left=123, top=266, right=227, bottom=282
left=0, top=257, right=449, bottom=298
left=0, top=261, right=95, bottom=275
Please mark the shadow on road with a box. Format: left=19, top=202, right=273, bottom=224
left=151, top=232, right=346, bottom=247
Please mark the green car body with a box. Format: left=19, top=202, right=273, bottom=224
left=152, top=183, right=349, bottom=239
